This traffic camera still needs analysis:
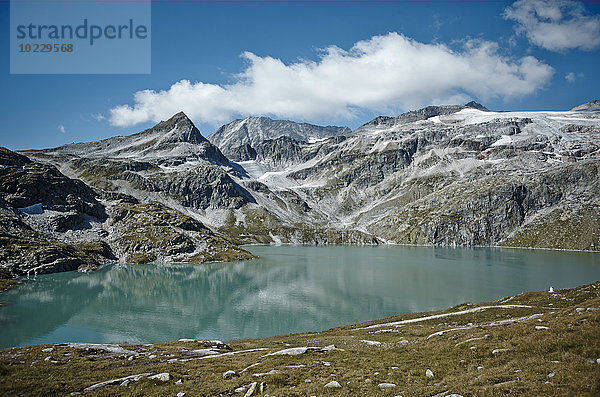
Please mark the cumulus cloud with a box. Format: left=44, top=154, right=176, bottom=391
left=58, top=124, right=66, bottom=133
left=109, top=33, right=554, bottom=127
left=504, top=0, right=600, bottom=52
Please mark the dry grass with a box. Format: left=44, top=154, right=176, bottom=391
left=1, top=282, right=599, bottom=396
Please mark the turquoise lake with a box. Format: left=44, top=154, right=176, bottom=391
left=1, top=245, right=599, bottom=349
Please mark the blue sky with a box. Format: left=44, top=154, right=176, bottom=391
left=1, top=0, right=599, bottom=150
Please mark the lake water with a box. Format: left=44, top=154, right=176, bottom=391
left=1, top=245, right=599, bottom=349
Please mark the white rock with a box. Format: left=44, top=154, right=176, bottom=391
left=576, top=308, right=585, bottom=312
left=305, top=379, right=311, bottom=383
left=548, top=372, right=555, bottom=378
left=426, top=368, right=434, bottom=378
left=244, top=382, right=258, bottom=397
left=535, top=326, right=549, bottom=330
left=175, top=379, right=183, bottom=385
left=391, top=366, right=399, bottom=370
left=253, top=370, right=281, bottom=377
left=42, top=348, right=54, bottom=353
left=477, top=366, right=484, bottom=371
left=597, top=358, right=600, bottom=364
left=149, top=373, right=170, bottom=381
left=492, top=348, right=509, bottom=354
left=325, top=380, right=342, bottom=388
left=378, top=383, right=397, bottom=389
left=223, top=370, right=238, bottom=379
left=360, top=340, right=382, bottom=346
left=177, top=393, right=186, bottom=397
left=260, top=382, right=267, bottom=393
left=548, top=287, right=554, bottom=292
left=234, top=386, right=246, bottom=393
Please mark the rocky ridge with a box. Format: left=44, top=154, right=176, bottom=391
left=4, top=100, right=599, bottom=279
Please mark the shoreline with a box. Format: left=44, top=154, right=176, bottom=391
left=1, top=282, right=599, bottom=395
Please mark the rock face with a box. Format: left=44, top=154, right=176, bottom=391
left=0, top=148, right=115, bottom=277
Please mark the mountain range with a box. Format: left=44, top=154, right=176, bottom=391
left=1, top=100, right=599, bottom=278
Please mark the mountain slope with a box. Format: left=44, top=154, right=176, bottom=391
left=41, top=112, right=230, bottom=166
left=16, top=101, right=600, bottom=256
left=208, top=116, right=350, bottom=160
left=0, top=145, right=255, bottom=279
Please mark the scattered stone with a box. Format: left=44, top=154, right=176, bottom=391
left=244, top=382, right=258, bottom=397
left=305, top=379, right=311, bottom=383
left=265, top=345, right=342, bottom=356
left=148, top=354, right=157, bottom=359
left=576, top=308, right=585, bottom=312
left=83, top=373, right=151, bottom=392
left=176, top=379, right=183, bottom=385
left=426, top=369, right=434, bottom=378
left=128, top=356, right=135, bottom=361
left=234, top=386, right=246, bottom=393
left=514, top=370, right=521, bottom=373
left=378, top=383, right=397, bottom=389
left=597, top=358, right=600, bottom=364
left=177, top=393, right=186, bottom=397
left=253, top=370, right=281, bottom=377
left=492, top=348, right=509, bottom=354
left=477, top=366, right=484, bottom=371
left=148, top=373, right=170, bottom=381
left=374, top=371, right=379, bottom=375
left=42, top=348, right=54, bottom=353
left=365, top=378, right=372, bottom=383
left=535, top=326, right=549, bottom=330
left=360, top=339, right=382, bottom=346
left=260, top=382, right=267, bottom=393
left=322, top=361, right=331, bottom=366
left=223, top=370, right=238, bottom=379
left=548, top=372, right=555, bottom=378
left=325, top=380, right=342, bottom=388
left=44, top=356, right=58, bottom=363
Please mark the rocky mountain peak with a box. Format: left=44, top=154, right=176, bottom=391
left=151, top=111, right=207, bottom=145
left=464, top=101, right=489, bottom=111
left=571, top=100, right=600, bottom=111
left=208, top=116, right=350, bottom=158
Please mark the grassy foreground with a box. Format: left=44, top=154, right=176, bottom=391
left=1, top=283, right=599, bottom=396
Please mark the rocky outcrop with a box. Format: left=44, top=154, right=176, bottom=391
left=107, top=200, right=255, bottom=264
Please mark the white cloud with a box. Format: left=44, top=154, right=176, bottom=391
left=91, top=113, right=106, bottom=121
left=58, top=124, right=66, bottom=133
left=504, top=0, right=600, bottom=52
left=565, top=72, right=584, bottom=82
left=109, top=33, right=554, bottom=127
